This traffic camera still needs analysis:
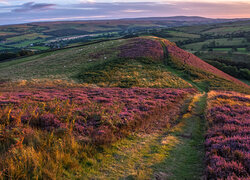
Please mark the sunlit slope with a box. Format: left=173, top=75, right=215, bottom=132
left=77, top=38, right=192, bottom=88
left=0, top=36, right=249, bottom=92
left=0, top=38, right=192, bottom=89
left=0, top=39, right=126, bottom=80
left=152, top=37, right=249, bottom=93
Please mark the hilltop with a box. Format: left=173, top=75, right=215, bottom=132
left=0, top=36, right=249, bottom=93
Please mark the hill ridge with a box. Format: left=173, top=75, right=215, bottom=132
left=160, top=38, right=249, bottom=88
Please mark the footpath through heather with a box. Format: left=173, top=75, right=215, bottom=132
left=82, top=93, right=207, bottom=179
left=152, top=93, right=207, bottom=180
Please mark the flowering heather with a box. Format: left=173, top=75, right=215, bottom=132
left=205, top=91, right=250, bottom=179
left=0, top=87, right=196, bottom=145
left=119, top=38, right=164, bottom=61
left=161, top=39, right=249, bottom=89
left=0, top=86, right=197, bottom=178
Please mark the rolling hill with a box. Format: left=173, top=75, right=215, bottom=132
left=0, top=36, right=249, bottom=179
left=0, top=36, right=249, bottom=92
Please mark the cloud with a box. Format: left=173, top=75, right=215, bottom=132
left=0, top=0, right=7, bottom=4
left=0, top=1, right=250, bottom=25
left=12, top=2, right=56, bottom=12
left=122, top=9, right=149, bottom=13
left=30, top=15, right=108, bottom=22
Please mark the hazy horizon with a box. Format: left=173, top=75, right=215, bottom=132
left=0, top=0, right=250, bottom=25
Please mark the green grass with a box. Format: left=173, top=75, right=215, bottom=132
left=79, top=130, right=180, bottom=179
left=9, top=40, right=45, bottom=48
left=212, top=48, right=232, bottom=52
left=76, top=57, right=192, bottom=88
left=167, top=31, right=200, bottom=38
left=182, top=38, right=248, bottom=51
left=239, top=79, right=250, bottom=85
left=77, top=93, right=206, bottom=179
left=167, top=37, right=189, bottom=42
left=152, top=93, right=206, bottom=179
left=0, top=46, right=13, bottom=51
left=29, top=46, right=50, bottom=51
left=166, top=55, right=250, bottom=93
left=6, top=33, right=49, bottom=42
left=163, top=65, right=205, bottom=92
left=203, top=26, right=250, bottom=35
left=0, top=39, right=126, bottom=80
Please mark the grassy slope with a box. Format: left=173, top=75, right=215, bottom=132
left=151, top=37, right=250, bottom=93
left=182, top=38, right=248, bottom=51
left=0, top=39, right=126, bottom=80
left=0, top=37, right=193, bottom=89
left=72, top=93, right=206, bottom=179
left=0, top=35, right=249, bottom=179
left=0, top=36, right=249, bottom=93
left=76, top=57, right=192, bottom=88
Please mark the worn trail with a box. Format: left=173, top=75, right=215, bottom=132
left=153, top=93, right=207, bottom=179
left=81, top=93, right=207, bottom=179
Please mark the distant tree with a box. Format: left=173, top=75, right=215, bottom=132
left=0, top=52, right=17, bottom=61
left=246, top=45, right=250, bottom=52
left=228, top=50, right=233, bottom=56
left=18, top=50, right=34, bottom=56
left=209, top=41, right=216, bottom=47
left=232, top=47, right=238, bottom=52
left=201, top=44, right=208, bottom=50
left=239, top=68, right=250, bottom=80
left=228, top=36, right=233, bottom=41
left=0, top=50, right=34, bottom=62
left=246, top=37, right=250, bottom=43
left=194, top=51, right=201, bottom=56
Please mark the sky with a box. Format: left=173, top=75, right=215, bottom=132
left=0, top=0, right=250, bottom=25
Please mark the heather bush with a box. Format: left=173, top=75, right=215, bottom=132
left=0, top=86, right=196, bottom=178
left=119, top=38, right=164, bottom=61
left=205, top=91, right=250, bottom=179
left=151, top=37, right=250, bottom=93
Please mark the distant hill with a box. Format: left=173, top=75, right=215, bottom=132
left=122, top=16, right=249, bottom=23
left=1, top=16, right=250, bottom=53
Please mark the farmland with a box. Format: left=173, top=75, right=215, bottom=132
left=136, top=20, right=250, bottom=83
left=0, top=17, right=214, bottom=52
left=0, top=17, right=246, bottom=53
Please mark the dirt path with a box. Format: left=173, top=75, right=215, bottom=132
left=152, top=93, right=207, bottom=180
left=79, top=93, right=207, bottom=179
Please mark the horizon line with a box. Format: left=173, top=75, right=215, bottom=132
left=1, top=15, right=250, bottom=26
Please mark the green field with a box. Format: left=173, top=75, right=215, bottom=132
left=0, top=39, right=126, bottom=80
left=167, top=31, right=200, bottom=38
left=182, top=38, right=248, bottom=51
left=1, top=18, right=249, bottom=53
